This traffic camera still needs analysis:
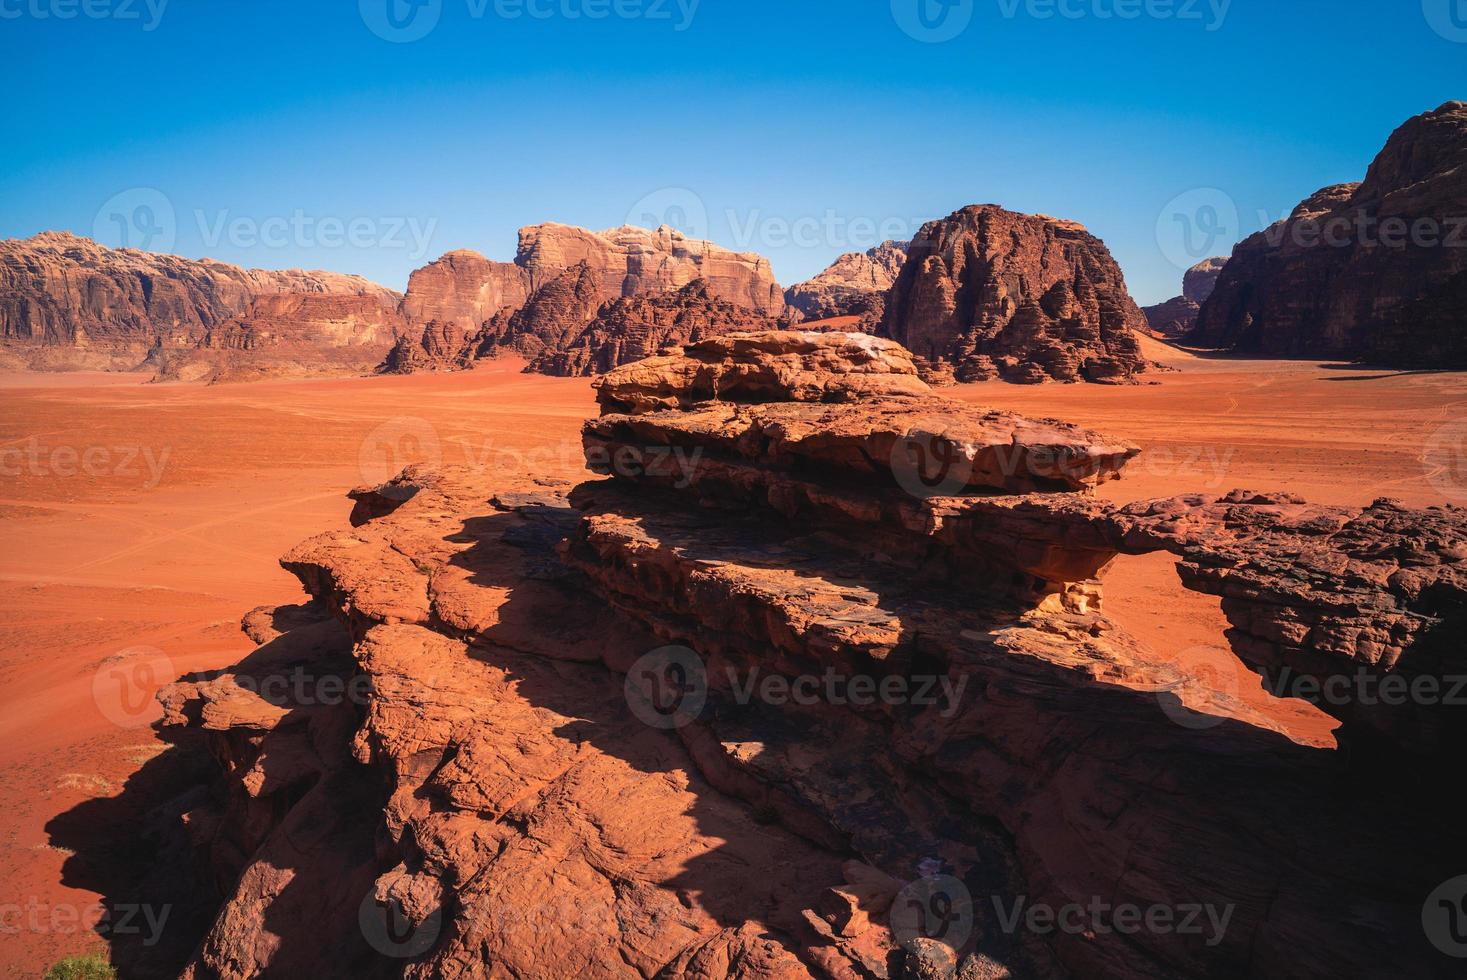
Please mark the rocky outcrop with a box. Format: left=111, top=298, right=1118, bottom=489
left=878, top=206, right=1151, bottom=384
left=0, top=232, right=406, bottom=378
left=785, top=241, right=909, bottom=322
left=1192, top=102, right=1467, bottom=364
left=389, top=224, right=791, bottom=375
left=158, top=332, right=1459, bottom=977
left=1142, top=257, right=1228, bottom=337
left=534, top=282, right=791, bottom=377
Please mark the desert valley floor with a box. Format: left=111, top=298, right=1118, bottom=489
left=2, top=336, right=1465, bottom=975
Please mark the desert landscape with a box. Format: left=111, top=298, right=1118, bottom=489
left=4, top=4, right=1467, bottom=977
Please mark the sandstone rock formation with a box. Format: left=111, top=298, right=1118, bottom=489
left=159, top=331, right=1460, bottom=978
left=878, top=206, right=1151, bottom=383
left=784, top=241, right=908, bottom=323
left=1192, top=102, right=1467, bottom=365
left=534, top=282, right=791, bottom=377
left=0, top=232, right=405, bottom=379
left=388, top=224, right=791, bottom=376
left=1142, top=256, right=1227, bottom=337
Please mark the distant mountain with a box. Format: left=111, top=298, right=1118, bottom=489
left=0, top=231, right=404, bottom=380
left=1192, top=101, right=1467, bottom=365
left=1142, top=257, right=1228, bottom=338
left=784, top=240, right=909, bottom=323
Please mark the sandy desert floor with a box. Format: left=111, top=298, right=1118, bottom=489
left=3, top=342, right=1466, bottom=974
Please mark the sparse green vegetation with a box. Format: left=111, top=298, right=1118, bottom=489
left=43, top=954, right=115, bottom=980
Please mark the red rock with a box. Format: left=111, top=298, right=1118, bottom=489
left=879, top=206, right=1151, bottom=384
left=1193, top=102, right=1467, bottom=365
left=1142, top=257, right=1227, bottom=337
left=533, top=280, right=789, bottom=376
left=785, top=241, right=909, bottom=322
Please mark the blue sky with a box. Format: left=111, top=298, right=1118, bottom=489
left=0, top=0, right=1460, bottom=304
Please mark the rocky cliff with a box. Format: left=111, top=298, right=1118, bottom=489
left=1142, top=257, right=1227, bottom=337
left=533, top=280, right=788, bottom=376
left=388, top=223, right=791, bottom=375
left=1192, top=102, right=1467, bottom=364
left=158, top=332, right=1460, bottom=978
left=0, top=232, right=405, bottom=378
left=785, top=241, right=909, bottom=322
left=878, top=206, right=1151, bottom=383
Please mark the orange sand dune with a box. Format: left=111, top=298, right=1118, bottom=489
left=3, top=351, right=1465, bottom=974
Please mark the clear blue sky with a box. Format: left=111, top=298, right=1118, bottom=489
left=0, top=0, right=1460, bottom=304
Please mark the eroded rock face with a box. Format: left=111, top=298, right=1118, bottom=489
left=533, top=280, right=789, bottom=377
left=0, top=232, right=406, bottom=378
left=1142, top=257, right=1228, bottom=337
left=160, top=332, right=1460, bottom=978
left=785, top=241, right=909, bottom=322
left=878, top=206, right=1150, bottom=384
left=1193, top=102, right=1467, bottom=364
left=389, top=224, right=791, bottom=374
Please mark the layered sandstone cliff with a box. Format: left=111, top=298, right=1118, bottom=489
left=533, top=280, right=788, bottom=376
left=1142, top=256, right=1227, bottom=337
left=158, top=332, right=1460, bottom=978
left=0, top=232, right=405, bottom=378
left=1192, top=101, right=1467, bottom=364
left=878, top=206, right=1150, bottom=383
left=388, top=223, right=791, bottom=374
left=784, top=241, right=909, bottom=322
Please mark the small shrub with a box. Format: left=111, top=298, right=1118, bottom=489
left=43, top=954, right=116, bottom=980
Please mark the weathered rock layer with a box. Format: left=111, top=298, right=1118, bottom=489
left=1192, top=102, right=1467, bottom=364
left=878, top=206, right=1151, bottom=384
left=158, top=332, right=1461, bottom=978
